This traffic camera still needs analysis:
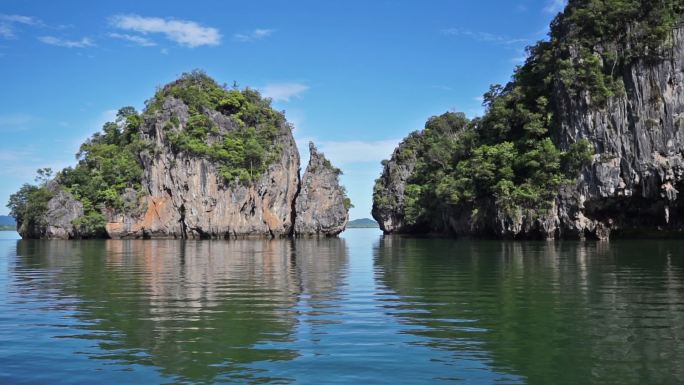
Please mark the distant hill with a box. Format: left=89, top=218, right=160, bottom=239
left=347, top=218, right=379, bottom=228
left=0, top=216, right=15, bottom=226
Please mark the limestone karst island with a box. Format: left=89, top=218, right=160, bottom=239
left=373, top=3, right=684, bottom=240
left=1, top=1, right=684, bottom=384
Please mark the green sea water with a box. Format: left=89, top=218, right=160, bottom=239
left=0, top=229, right=682, bottom=384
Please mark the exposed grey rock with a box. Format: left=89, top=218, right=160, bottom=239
left=107, top=97, right=301, bottom=239
left=551, top=25, right=684, bottom=239
left=18, top=187, right=84, bottom=239
left=371, top=135, right=419, bottom=233
left=294, top=142, right=349, bottom=237
left=44, top=190, right=85, bottom=239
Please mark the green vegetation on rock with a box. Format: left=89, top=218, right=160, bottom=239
left=374, top=111, right=591, bottom=228
left=151, top=71, right=285, bottom=184
left=8, top=108, right=147, bottom=238
left=58, top=107, right=147, bottom=236
left=553, top=0, right=683, bottom=106
left=7, top=168, right=55, bottom=232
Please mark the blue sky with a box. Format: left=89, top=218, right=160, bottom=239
left=0, top=0, right=566, bottom=219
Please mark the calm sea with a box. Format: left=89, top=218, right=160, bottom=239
left=0, top=229, right=682, bottom=384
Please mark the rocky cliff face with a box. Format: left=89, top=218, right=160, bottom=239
left=294, top=143, right=349, bottom=237
left=18, top=184, right=84, bottom=239
left=18, top=77, right=349, bottom=240
left=371, top=137, right=418, bottom=233
left=551, top=25, right=684, bottom=239
left=373, top=24, right=684, bottom=240
left=105, top=97, right=301, bottom=239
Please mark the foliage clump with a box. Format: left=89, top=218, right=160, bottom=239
left=58, top=107, right=148, bottom=236
left=553, top=0, right=683, bottom=106
left=7, top=169, right=54, bottom=232
left=375, top=111, right=593, bottom=228
left=149, top=70, right=285, bottom=184
left=7, top=108, right=147, bottom=237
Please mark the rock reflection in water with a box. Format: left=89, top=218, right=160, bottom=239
left=12, top=237, right=348, bottom=384
left=374, top=237, right=684, bottom=385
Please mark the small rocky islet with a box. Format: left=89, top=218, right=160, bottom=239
left=9, top=72, right=350, bottom=239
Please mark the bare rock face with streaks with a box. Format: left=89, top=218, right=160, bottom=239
left=38, top=191, right=84, bottom=239
left=294, top=143, right=349, bottom=237
left=549, top=25, right=684, bottom=239
left=105, top=97, right=301, bottom=239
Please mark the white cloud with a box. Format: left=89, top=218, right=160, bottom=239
left=0, top=162, right=73, bottom=185
left=511, top=57, right=526, bottom=64
left=38, top=36, right=94, bottom=48
left=0, top=24, right=12, bottom=38
left=261, top=83, right=309, bottom=102
left=544, top=0, right=567, bottom=14
left=510, top=46, right=531, bottom=64
left=0, top=15, right=39, bottom=25
left=297, top=138, right=401, bottom=166
left=233, top=28, right=275, bottom=42
left=442, top=28, right=528, bottom=45
left=65, top=109, right=118, bottom=159
left=431, top=85, right=453, bottom=91
left=0, top=113, right=34, bottom=125
left=284, top=109, right=305, bottom=132
left=96, top=109, right=118, bottom=129
left=108, top=32, right=156, bottom=46
left=0, top=14, right=41, bottom=38
left=0, top=114, right=35, bottom=132
left=110, top=14, right=221, bottom=47
left=0, top=149, right=32, bottom=162
left=0, top=147, right=72, bottom=179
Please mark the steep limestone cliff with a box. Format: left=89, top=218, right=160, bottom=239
left=553, top=25, right=684, bottom=238
left=373, top=4, right=684, bottom=240
left=294, top=143, right=349, bottom=237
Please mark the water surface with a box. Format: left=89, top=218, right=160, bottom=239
left=0, top=230, right=682, bottom=384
